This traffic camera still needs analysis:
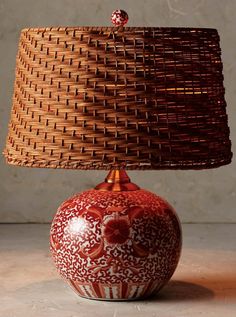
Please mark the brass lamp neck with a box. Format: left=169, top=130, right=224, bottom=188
left=95, top=170, right=140, bottom=192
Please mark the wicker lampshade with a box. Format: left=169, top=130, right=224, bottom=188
left=4, top=26, right=232, bottom=170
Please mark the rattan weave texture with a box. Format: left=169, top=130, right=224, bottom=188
left=4, top=27, right=232, bottom=170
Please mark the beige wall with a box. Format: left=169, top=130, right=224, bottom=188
left=0, top=0, right=235, bottom=223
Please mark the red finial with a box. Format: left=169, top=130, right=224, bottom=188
left=111, top=9, right=129, bottom=27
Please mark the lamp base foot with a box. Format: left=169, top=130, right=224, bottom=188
left=68, top=280, right=164, bottom=301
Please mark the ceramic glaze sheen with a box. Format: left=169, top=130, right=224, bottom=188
left=50, top=189, right=182, bottom=300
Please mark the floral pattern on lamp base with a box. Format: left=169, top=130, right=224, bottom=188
left=50, top=189, right=182, bottom=300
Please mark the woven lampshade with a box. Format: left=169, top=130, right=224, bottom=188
left=4, top=26, right=232, bottom=170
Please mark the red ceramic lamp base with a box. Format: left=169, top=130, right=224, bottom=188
left=50, top=171, right=182, bottom=300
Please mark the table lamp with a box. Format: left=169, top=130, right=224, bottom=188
left=4, top=9, right=232, bottom=301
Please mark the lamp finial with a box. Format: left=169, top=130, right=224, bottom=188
left=111, top=9, right=129, bottom=26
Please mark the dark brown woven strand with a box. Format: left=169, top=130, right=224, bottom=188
left=4, top=27, right=232, bottom=170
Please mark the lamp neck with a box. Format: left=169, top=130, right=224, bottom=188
left=95, top=170, right=140, bottom=192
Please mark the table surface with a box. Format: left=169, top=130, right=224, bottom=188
left=0, top=224, right=235, bottom=317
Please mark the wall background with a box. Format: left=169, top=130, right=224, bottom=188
left=0, top=0, right=235, bottom=223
